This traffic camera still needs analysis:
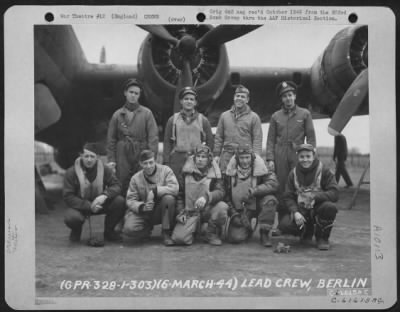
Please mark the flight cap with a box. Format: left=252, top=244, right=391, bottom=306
left=236, top=143, right=253, bottom=155
left=234, top=84, right=250, bottom=95
left=179, top=86, right=197, bottom=99
left=124, top=78, right=143, bottom=91
left=276, top=81, right=297, bottom=97
left=296, top=143, right=315, bottom=154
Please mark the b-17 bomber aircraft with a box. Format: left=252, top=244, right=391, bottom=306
left=34, top=24, right=368, bottom=169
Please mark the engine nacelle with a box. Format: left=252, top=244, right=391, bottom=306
left=310, top=25, right=368, bottom=116
left=137, top=25, right=229, bottom=124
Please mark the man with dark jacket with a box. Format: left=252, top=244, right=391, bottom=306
left=63, top=143, right=126, bottom=243
left=333, top=134, right=353, bottom=187
left=279, top=144, right=339, bottom=250
left=224, top=144, right=279, bottom=247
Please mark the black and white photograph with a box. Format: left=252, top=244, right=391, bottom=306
left=4, top=5, right=397, bottom=310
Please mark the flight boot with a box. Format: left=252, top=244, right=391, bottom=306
left=162, top=230, right=175, bottom=246
left=300, top=223, right=314, bottom=245
left=104, top=230, right=123, bottom=243
left=205, top=222, right=222, bottom=246
left=206, top=233, right=222, bottom=246
left=315, top=217, right=334, bottom=250
left=69, top=226, right=82, bottom=242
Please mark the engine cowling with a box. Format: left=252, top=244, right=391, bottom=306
left=310, top=25, right=368, bottom=115
left=137, top=25, right=229, bottom=122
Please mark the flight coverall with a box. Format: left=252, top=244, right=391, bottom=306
left=266, top=105, right=316, bottom=208
left=214, top=105, right=263, bottom=173
left=172, top=156, right=228, bottom=245
left=224, top=154, right=279, bottom=243
left=163, top=111, right=214, bottom=184
left=107, top=104, right=159, bottom=194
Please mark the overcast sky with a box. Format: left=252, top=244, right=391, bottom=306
left=72, top=24, right=370, bottom=153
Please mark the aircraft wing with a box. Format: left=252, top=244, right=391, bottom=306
left=34, top=24, right=368, bottom=168
left=205, top=63, right=367, bottom=127
left=205, top=24, right=368, bottom=126
left=35, top=25, right=138, bottom=166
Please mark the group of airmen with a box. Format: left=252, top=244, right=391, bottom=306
left=63, top=78, right=340, bottom=251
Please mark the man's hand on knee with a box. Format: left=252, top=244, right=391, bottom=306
left=91, top=194, right=108, bottom=211
left=143, top=201, right=154, bottom=212
left=294, top=211, right=306, bottom=228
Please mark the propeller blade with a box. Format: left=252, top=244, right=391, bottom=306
left=197, top=25, right=261, bottom=47
left=35, top=83, right=61, bottom=133
left=177, top=35, right=197, bottom=57
left=180, top=59, right=193, bottom=87
left=137, top=25, right=179, bottom=45
left=328, top=69, right=368, bottom=135
left=173, top=59, right=193, bottom=113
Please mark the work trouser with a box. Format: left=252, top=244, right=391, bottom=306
left=335, top=160, right=353, bottom=186
left=218, top=143, right=240, bottom=173
left=275, top=143, right=297, bottom=193
left=122, top=195, right=176, bottom=239
left=64, top=195, right=126, bottom=234
left=115, top=139, right=146, bottom=196
left=226, top=195, right=278, bottom=243
left=274, top=143, right=297, bottom=216
left=171, top=201, right=229, bottom=245
left=218, top=150, right=235, bottom=174
left=278, top=201, right=337, bottom=236
left=167, top=151, right=189, bottom=186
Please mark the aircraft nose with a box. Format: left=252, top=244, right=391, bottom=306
left=178, top=35, right=197, bottom=57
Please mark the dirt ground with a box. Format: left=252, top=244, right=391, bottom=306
left=36, top=167, right=371, bottom=299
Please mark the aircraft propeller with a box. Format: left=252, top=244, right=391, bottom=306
left=172, top=56, right=194, bottom=112
left=196, top=25, right=261, bottom=47
left=328, top=68, right=368, bottom=136
left=138, top=24, right=261, bottom=112
left=137, top=25, right=179, bottom=45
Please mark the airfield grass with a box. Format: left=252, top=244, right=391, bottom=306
left=35, top=166, right=371, bottom=298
